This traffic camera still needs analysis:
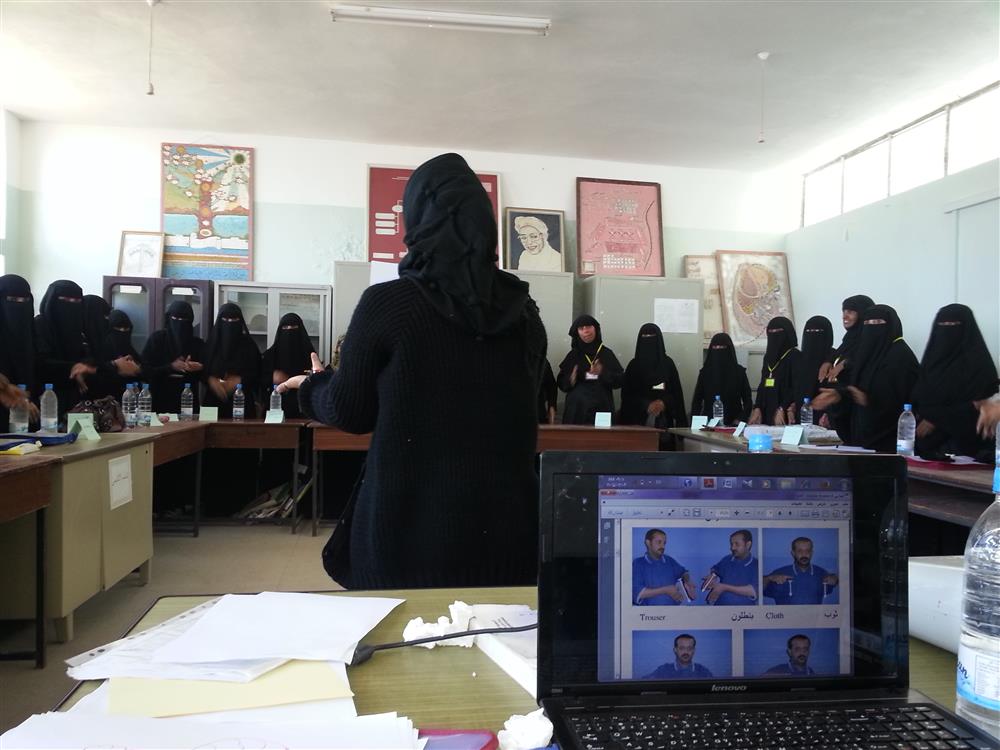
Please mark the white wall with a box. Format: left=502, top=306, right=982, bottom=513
left=1, top=110, right=23, bottom=272
left=15, top=121, right=795, bottom=296
left=785, top=159, right=1000, bottom=360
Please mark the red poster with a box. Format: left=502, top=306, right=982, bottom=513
left=367, top=165, right=499, bottom=263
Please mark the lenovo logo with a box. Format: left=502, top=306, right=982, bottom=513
left=711, top=684, right=748, bottom=692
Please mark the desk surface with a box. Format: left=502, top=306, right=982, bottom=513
left=0, top=452, right=62, bottom=480
left=0, top=453, right=56, bottom=523
left=61, top=587, right=958, bottom=728
left=36, top=431, right=159, bottom=463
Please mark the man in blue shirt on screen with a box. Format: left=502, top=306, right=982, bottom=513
left=765, top=634, right=816, bottom=676
left=644, top=633, right=714, bottom=679
left=763, top=536, right=839, bottom=605
left=632, top=529, right=695, bottom=605
left=702, top=529, right=759, bottom=606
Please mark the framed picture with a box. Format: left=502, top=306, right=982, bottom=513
left=161, top=143, right=253, bottom=280
left=367, top=165, right=500, bottom=263
left=576, top=177, right=663, bottom=277
left=503, top=207, right=565, bottom=272
left=683, top=254, right=724, bottom=346
left=715, top=250, right=794, bottom=348
left=118, top=231, right=164, bottom=277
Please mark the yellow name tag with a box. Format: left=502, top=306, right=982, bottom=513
left=765, top=378, right=776, bottom=388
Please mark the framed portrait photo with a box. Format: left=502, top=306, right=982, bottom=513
left=576, top=177, right=663, bottom=277
left=504, top=207, right=565, bottom=272
left=118, top=231, right=165, bottom=278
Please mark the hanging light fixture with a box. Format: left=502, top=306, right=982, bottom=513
left=146, top=0, right=161, bottom=96
left=756, top=51, right=770, bottom=144
left=330, top=4, right=551, bottom=36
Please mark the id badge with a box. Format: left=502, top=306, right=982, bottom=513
left=585, top=372, right=599, bottom=380
left=652, top=382, right=665, bottom=390
left=765, top=378, right=775, bottom=388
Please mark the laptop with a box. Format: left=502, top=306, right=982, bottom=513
left=538, top=451, right=998, bottom=750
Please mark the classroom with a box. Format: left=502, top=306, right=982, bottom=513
left=1, top=1, right=999, bottom=747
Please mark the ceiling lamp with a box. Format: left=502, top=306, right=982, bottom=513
left=330, top=4, right=551, bottom=36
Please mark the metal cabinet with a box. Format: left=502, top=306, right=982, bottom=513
left=215, top=282, right=332, bottom=363
left=102, top=277, right=214, bottom=352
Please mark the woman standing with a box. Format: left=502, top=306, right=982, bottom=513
left=821, top=294, right=874, bottom=385
left=203, top=303, right=261, bottom=418
left=620, top=323, right=686, bottom=447
left=0, top=274, right=37, bottom=430
left=691, top=332, right=753, bottom=425
left=795, top=315, right=836, bottom=420
left=557, top=314, right=624, bottom=425
left=34, top=280, right=92, bottom=415
left=141, top=301, right=206, bottom=413
left=261, top=313, right=316, bottom=419
left=749, top=317, right=802, bottom=425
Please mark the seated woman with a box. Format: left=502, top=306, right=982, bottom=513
left=0, top=274, right=37, bottom=431
left=812, top=305, right=919, bottom=452
left=913, top=304, right=998, bottom=461
left=86, top=306, right=143, bottom=400
left=557, top=314, right=624, bottom=425
left=34, top=280, right=94, bottom=415
left=749, top=317, right=802, bottom=426
left=619, top=323, right=686, bottom=448
left=691, top=332, right=753, bottom=425
left=141, top=301, right=206, bottom=414
left=203, top=303, right=261, bottom=418
left=261, top=313, right=318, bottom=419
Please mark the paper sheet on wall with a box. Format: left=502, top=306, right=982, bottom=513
left=369, top=260, right=399, bottom=287
left=653, top=298, right=699, bottom=334
left=108, top=454, right=133, bottom=509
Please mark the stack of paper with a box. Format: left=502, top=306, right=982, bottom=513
left=471, top=605, right=538, bottom=699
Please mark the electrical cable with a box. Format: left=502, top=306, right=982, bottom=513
left=350, top=623, right=538, bottom=666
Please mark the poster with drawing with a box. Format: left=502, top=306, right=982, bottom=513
left=683, top=254, right=724, bottom=346
left=716, top=251, right=793, bottom=349
left=576, top=178, right=663, bottom=277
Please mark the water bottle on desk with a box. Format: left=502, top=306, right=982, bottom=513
left=800, top=398, right=813, bottom=428
left=122, top=383, right=137, bottom=428
left=269, top=385, right=282, bottom=413
left=956, top=429, right=1000, bottom=736
left=232, top=384, right=245, bottom=421
left=180, top=383, right=194, bottom=421
left=895, top=403, right=915, bottom=456
left=40, top=384, right=58, bottom=433
left=712, top=395, right=724, bottom=421
left=10, top=385, right=30, bottom=433
left=138, top=383, right=153, bottom=427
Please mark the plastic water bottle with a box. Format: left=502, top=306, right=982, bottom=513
left=232, top=384, right=245, bottom=421
left=10, top=385, right=30, bottom=433
left=138, top=383, right=153, bottom=427
left=956, top=429, right=1000, bottom=736
left=122, top=383, right=137, bottom=429
left=712, top=395, right=724, bottom=421
left=180, top=383, right=194, bottom=421
left=895, top=403, right=915, bottom=456
left=269, top=385, right=282, bottom=413
left=800, top=398, right=813, bottom=428
left=40, top=384, right=58, bottom=433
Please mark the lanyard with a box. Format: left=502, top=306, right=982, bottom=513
left=585, top=343, right=604, bottom=367
left=893, top=337, right=904, bottom=343
left=767, top=348, right=792, bottom=376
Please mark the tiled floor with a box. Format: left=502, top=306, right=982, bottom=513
left=0, top=525, right=337, bottom=733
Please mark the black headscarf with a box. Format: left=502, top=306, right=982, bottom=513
left=165, top=300, right=196, bottom=359
left=105, top=310, right=140, bottom=360
left=913, top=304, right=998, bottom=410
left=568, top=314, right=603, bottom=358
left=836, top=294, right=874, bottom=363
left=264, top=313, right=315, bottom=377
left=800, top=315, right=834, bottom=384
left=398, top=153, right=529, bottom=338
left=205, top=303, right=255, bottom=377
left=37, top=280, right=87, bottom=360
left=0, top=274, right=36, bottom=387
left=851, top=304, right=904, bottom=392
left=632, top=323, right=671, bottom=387
left=763, top=316, right=797, bottom=369
left=83, top=295, right=112, bottom=360
left=701, top=332, right=743, bottom=400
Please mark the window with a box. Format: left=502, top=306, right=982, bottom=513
left=948, top=87, right=1000, bottom=175
left=843, top=139, right=889, bottom=212
left=890, top=113, right=946, bottom=195
left=803, top=161, right=842, bottom=226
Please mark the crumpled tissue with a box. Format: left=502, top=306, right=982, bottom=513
left=497, top=707, right=553, bottom=750
left=401, top=601, right=476, bottom=648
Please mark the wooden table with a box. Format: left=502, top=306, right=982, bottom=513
left=134, top=421, right=209, bottom=537
left=0, top=454, right=59, bottom=668
left=306, top=424, right=663, bottom=536
left=57, top=586, right=958, bottom=727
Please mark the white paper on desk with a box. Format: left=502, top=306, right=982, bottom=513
left=798, top=443, right=875, bottom=453
left=1, top=711, right=423, bottom=749
left=153, top=592, right=404, bottom=664
left=67, top=598, right=285, bottom=683
left=653, top=297, right=699, bottom=334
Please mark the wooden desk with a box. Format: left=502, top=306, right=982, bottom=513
left=306, top=424, right=663, bottom=536
left=134, top=421, right=209, bottom=537
left=0, top=454, right=59, bottom=668
left=58, top=586, right=958, bottom=727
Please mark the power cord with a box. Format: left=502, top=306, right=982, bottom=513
left=350, top=623, right=538, bottom=666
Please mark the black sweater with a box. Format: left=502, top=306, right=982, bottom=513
left=300, top=279, right=547, bottom=589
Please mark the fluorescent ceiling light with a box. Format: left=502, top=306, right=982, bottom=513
left=330, top=4, right=551, bottom=36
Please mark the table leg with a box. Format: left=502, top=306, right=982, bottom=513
left=54, top=613, right=73, bottom=643
left=312, top=450, right=321, bottom=537
left=291, top=443, right=300, bottom=535
left=193, top=451, right=203, bottom=538
left=137, top=559, right=152, bottom=585
left=35, top=506, right=46, bottom=669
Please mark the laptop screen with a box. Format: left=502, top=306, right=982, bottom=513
left=538, top=452, right=908, bottom=699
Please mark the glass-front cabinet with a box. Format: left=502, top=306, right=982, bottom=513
left=215, top=282, right=332, bottom=363
left=103, top=277, right=214, bottom=352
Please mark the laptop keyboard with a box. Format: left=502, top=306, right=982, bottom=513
left=566, top=704, right=996, bottom=750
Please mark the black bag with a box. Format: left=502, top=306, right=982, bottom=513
left=321, top=460, right=365, bottom=589
left=68, top=396, right=126, bottom=433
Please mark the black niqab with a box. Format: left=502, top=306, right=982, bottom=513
left=701, top=333, right=742, bottom=400
left=398, top=153, right=529, bottom=338
left=0, top=274, right=35, bottom=387
left=914, top=304, right=998, bottom=410
left=799, top=315, right=835, bottom=395
left=165, top=301, right=196, bottom=359
left=105, top=310, right=140, bottom=360
left=265, top=313, right=315, bottom=376
left=205, top=303, right=255, bottom=377
left=632, top=323, right=671, bottom=387
left=763, top=316, right=797, bottom=369
left=38, top=280, right=86, bottom=360
left=83, top=295, right=111, bottom=360
left=851, top=304, right=904, bottom=392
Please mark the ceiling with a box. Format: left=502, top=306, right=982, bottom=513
left=2, top=0, right=998, bottom=171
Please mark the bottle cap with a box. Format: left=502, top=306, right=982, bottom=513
left=715, top=395, right=721, bottom=400
left=44, top=383, right=54, bottom=390
left=904, top=403, right=912, bottom=411
left=18, top=384, right=26, bottom=389
left=236, top=384, right=243, bottom=390
left=184, top=382, right=190, bottom=388
left=804, top=397, right=811, bottom=404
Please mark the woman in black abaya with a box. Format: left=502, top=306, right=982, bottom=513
left=203, top=303, right=261, bottom=418
left=913, top=304, right=998, bottom=460
left=34, top=280, right=91, bottom=415
left=795, top=315, right=836, bottom=421
left=81, top=298, right=142, bottom=399
left=691, top=332, right=753, bottom=425
left=557, top=314, right=624, bottom=425
left=141, top=301, right=206, bottom=414
left=749, top=317, right=802, bottom=425
left=261, top=313, right=315, bottom=419
left=0, top=274, right=37, bottom=430
left=620, top=323, right=686, bottom=448
left=820, top=294, right=874, bottom=386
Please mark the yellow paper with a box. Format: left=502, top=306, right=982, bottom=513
left=107, top=660, right=353, bottom=717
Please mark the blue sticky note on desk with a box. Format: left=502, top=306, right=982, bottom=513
left=594, top=412, right=612, bottom=428
left=67, top=413, right=101, bottom=441
left=781, top=425, right=804, bottom=445
left=691, top=416, right=708, bottom=430
left=198, top=407, right=219, bottom=422
left=264, top=409, right=285, bottom=424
